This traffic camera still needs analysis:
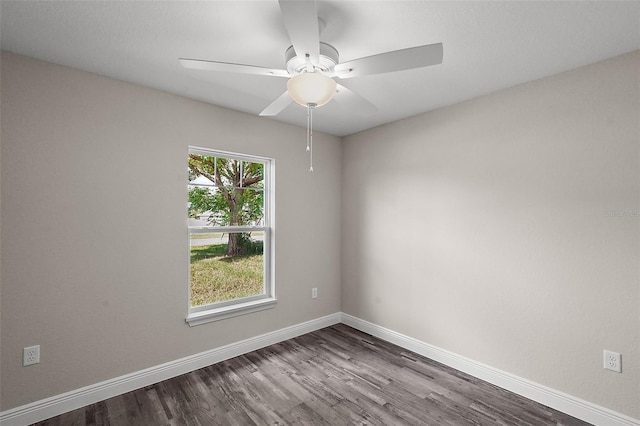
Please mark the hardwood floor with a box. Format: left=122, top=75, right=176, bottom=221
left=33, top=324, right=591, bottom=425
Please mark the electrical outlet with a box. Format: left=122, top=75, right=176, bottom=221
left=23, top=345, right=40, bottom=366
left=312, top=287, right=318, bottom=299
left=603, top=350, right=621, bottom=373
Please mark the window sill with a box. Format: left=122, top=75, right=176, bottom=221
left=186, top=297, right=277, bottom=327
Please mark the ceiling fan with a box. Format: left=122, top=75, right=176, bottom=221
left=179, top=0, right=443, bottom=117
left=179, top=0, right=442, bottom=170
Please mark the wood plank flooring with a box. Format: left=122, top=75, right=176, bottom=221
left=33, top=324, right=591, bottom=425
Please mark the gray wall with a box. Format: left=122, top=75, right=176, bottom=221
left=342, top=51, right=639, bottom=418
left=0, top=52, right=342, bottom=410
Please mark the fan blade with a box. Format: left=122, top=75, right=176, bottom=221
left=260, top=91, right=293, bottom=116
left=333, top=84, right=377, bottom=115
left=278, top=0, right=320, bottom=65
left=335, top=42, right=443, bottom=79
left=179, top=58, right=289, bottom=78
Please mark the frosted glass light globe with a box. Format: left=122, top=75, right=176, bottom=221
left=287, top=72, right=337, bottom=107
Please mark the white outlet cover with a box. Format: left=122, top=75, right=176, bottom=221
left=23, top=345, right=40, bottom=366
left=603, top=349, right=621, bottom=373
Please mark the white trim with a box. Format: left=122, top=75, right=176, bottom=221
left=189, top=146, right=272, bottom=164
left=186, top=297, right=277, bottom=326
left=340, top=313, right=640, bottom=426
left=0, top=313, right=341, bottom=426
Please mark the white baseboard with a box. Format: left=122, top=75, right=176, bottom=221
left=340, top=313, right=640, bottom=426
left=0, top=313, right=341, bottom=426
left=3, top=312, right=637, bottom=426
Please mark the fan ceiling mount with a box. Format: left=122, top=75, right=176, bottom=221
left=179, top=0, right=443, bottom=117
left=285, top=41, right=339, bottom=76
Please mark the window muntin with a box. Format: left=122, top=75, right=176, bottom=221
left=187, top=147, right=274, bottom=324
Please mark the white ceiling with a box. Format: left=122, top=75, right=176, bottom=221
left=2, top=1, right=639, bottom=137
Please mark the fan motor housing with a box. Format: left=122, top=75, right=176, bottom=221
left=286, top=42, right=339, bottom=75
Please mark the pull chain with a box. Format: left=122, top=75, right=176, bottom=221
left=309, top=104, right=313, bottom=172
left=306, top=104, right=311, bottom=152
left=306, top=103, right=315, bottom=172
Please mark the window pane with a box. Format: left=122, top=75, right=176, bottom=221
left=243, top=161, right=264, bottom=187
left=189, top=231, right=265, bottom=307
left=188, top=155, right=264, bottom=227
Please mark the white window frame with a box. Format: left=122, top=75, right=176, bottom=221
left=186, top=147, right=276, bottom=326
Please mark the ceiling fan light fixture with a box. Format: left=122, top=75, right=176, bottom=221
left=287, top=72, right=337, bottom=107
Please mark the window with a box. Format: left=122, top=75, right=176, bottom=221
left=186, top=147, right=275, bottom=326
